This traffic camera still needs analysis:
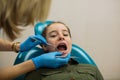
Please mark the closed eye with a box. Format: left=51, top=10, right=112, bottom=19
left=49, top=31, right=57, bottom=38
left=63, top=31, right=69, bottom=36
left=50, top=35, right=57, bottom=38
left=64, top=34, right=69, bottom=36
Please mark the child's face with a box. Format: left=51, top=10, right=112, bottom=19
left=45, top=23, right=72, bottom=57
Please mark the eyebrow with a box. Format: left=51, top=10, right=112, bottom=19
left=48, top=31, right=57, bottom=35
left=48, top=29, right=69, bottom=35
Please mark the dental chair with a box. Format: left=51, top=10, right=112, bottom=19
left=14, top=21, right=96, bottom=80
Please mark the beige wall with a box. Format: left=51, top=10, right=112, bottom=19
left=0, top=0, right=120, bottom=80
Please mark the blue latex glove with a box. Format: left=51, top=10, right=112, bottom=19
left=32, top=52, right=71, bottom=69
left=20, top=35, right=47, bottom=52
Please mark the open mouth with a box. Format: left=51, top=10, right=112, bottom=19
left=57, top=43, right=67, bottom=51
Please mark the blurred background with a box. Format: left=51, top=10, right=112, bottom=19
left=0, top=0, right=120, bottom=80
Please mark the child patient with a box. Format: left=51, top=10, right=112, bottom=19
left=25, top=21, right=104, bottom=80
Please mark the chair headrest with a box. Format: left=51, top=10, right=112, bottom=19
left=34, top=21, right=53, bottom=35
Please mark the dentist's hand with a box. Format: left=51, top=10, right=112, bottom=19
left=32, top=52, right=71, bottom=69
left=20, top=35, right=47, bottom=52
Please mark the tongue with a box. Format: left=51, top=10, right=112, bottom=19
left=58, top=47, right=65, bottom=50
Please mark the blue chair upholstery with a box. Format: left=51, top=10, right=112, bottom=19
left=71, top=44, right=96, bottom=66
left=14, top=21, right=96, bottom=80
left=14, top=44, right=96, bottom=65
left=14, top=44, right=96, bottom=80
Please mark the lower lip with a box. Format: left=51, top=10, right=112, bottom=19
left=62, top=52, right=68, bottom=57
left=57, top=49, right=68, bottom=56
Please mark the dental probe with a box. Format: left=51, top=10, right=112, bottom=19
left=31, top=37, right=78, bottom=59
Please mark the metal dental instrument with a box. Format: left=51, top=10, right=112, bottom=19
left=43, top=43, right=79, bottom=59
left=31, top=37, right=78, bottom=59
left=31, top=37, right=58, bottom=50
left=47, top=44, right=79, bottom=59
left=55, top=56, right=79, bottom=59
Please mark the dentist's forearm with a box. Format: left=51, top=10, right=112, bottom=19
left=0, top=38, right=20, bottom=52
left=0, top=60, right=35, bottom=80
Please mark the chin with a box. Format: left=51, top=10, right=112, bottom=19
left=62, top=54, right=68, bottom=57
left=59, top=50, right=70, bottom=57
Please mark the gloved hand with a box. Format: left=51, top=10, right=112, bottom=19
left=20, top=35, right=47, bottom=52
left=32, top=52, right=71, bottom=69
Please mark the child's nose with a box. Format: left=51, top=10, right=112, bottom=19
left=58, top=34, right=65, bottom=40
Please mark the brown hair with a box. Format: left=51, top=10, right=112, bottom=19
left=0, top=0, right=51, bottom=40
